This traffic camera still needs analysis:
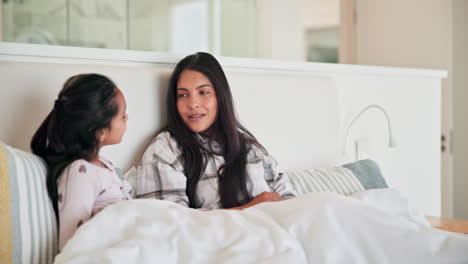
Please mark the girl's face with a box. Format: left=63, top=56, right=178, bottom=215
left=176, top=69, right=218, bottom=134
left=102, top=89, right=128, bottom=146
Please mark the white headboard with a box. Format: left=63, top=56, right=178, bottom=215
left=0, top=43, right=446, bottom=216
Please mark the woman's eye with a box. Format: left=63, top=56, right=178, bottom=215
left=200, top=91, right=210, bottom=95
left=177, top=93, right=187, bottom=98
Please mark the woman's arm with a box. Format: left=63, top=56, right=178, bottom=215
left=227, top=191, right=282, bottom=210
left=262, top=154, right=297, bottom=199
left=136, top=133, right=190, bottom=207
left=228, top=146, right=295, bottom=211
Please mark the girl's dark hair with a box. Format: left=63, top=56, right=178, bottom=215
left=31, top=73, right=119, bottom=221
left=167, top=52, right=265, bottom=208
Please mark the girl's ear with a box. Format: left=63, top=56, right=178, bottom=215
left=96, top=129, right=109, bottom=144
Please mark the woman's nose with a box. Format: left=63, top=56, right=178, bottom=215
left=188, top=97, right=200, bottom=109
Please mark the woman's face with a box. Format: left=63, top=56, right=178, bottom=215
left=176, top=69, right=218, bottom=134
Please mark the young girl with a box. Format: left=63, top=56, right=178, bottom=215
left=136, top=52, right=296, bottom=210
left=31, top=73, right=131, bottom=250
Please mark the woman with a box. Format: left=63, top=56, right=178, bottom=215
left=136, top=52, right=295, bottom=210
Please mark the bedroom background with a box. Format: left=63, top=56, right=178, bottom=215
left=0, top=0, right=467, bottom=220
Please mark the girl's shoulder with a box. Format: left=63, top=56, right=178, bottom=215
left=58, top=159, right=101, bottom=186
left=65, top=159, right=93, bottom=174
left=99, top=156, right=115, bottom=168
left=65, top=158, right=114, bottom=176
left=57, top=159, right=108, bottom=200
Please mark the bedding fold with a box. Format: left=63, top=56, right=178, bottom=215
left=54, top=190, right=468, bottom=264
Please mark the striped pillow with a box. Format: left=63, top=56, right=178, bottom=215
left=0, top=141, right=58, bottom=264
left=285, top=159, right=388, bottom=196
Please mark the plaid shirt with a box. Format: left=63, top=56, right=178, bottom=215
left=136, top=131, right=296, bottom=209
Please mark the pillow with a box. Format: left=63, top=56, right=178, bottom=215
left=0, top=141, right=58, bottom=264
left=284, top=159, right=388, bottom=196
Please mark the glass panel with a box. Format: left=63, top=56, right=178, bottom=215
left=169, top=0, right=209, bottom=53
left=1, top=0, right=258, bottom=56
left=220, top=0, right=256, bottom=58
left=2, top=0, right=66, bottom=45
left=128, top=0, right=170, bottom=52
left=1, top=0, right=340, bottom=62
left=69, top=0, right=127, bottom=49
left=305, top=27, right=339, bottom=63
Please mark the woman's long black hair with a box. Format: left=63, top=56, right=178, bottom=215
left=31, top=74, right=119, bottom=221
left=167, top=52, right=266, bottom=208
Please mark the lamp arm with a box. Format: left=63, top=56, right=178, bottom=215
left=342, top=105, right=394, bottom=154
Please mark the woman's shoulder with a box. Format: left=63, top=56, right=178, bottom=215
left=151, top=131, right=180, bottom=149
left=246, top=143, right=268, bottom=163
left=142, top=131, right=182, bottom=160
left=153, top=131, right=174, bottom=141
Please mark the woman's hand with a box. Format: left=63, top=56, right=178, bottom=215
left=228, top=192, right=282, bottom=210
left=249, top=191, right=282, bottom=206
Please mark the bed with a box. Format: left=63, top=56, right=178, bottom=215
left=1, top=42, right=465, bottom=264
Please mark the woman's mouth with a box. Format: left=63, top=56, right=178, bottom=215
left=188, top=114, right=205, bottom=121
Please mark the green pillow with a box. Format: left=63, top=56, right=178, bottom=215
left=285, top=159, right=388, bottom=196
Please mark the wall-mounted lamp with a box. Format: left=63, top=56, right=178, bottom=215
left=342, top=105, right=397, bottom=159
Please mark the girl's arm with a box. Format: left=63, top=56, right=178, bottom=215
left=57, top=161, right=99, bottom=250
left=136, top=133, right=190, bottom=207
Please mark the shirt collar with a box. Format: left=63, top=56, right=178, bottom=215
left=195, top=133, right=208, bottom=143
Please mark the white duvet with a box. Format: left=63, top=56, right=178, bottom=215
left=54, top=189, right=468, bottom=264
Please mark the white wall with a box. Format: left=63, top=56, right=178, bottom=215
left=336, top=74, right=441, bottom=216
left=0, top=56, right=340, bottom=172
left=0, top=1, right=3, bottom=42
left=452, top=0, right=468, bottom=220
left=339, top=0, right=356, bottom=64
left=0, top=61, right=172, bottom=170
left=303, top=0, right=340, bottom=29
left=355, top=0, right=451, bottom=69
left=354, top=0, right=454, bottom=217
left=0, top=43, right=445, bottom=216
